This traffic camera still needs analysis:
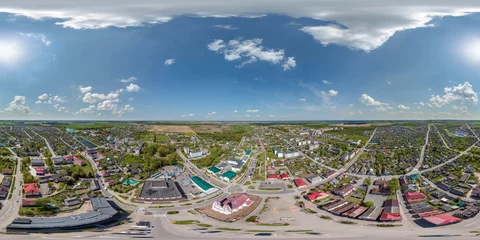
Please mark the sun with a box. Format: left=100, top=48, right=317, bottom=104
left=0, top=41, right=22, bottom=64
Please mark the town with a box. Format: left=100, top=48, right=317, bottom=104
left=0, top=121, right=479, bottom=239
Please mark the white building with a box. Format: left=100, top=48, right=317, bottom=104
left=212, top=194, right=254, bottom=215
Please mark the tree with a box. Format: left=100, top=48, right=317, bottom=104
left=388, top=177, right=400, bottom=192
left=361, top=201, right=375, bottom=208
left=363, top=177, right=371, bottom=186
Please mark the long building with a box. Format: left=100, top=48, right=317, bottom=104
left=7, top=198, right=118, bottom=230
left=191, top=176, right=218, bottom=194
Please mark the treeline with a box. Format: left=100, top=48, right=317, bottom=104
left=198, top=132, right=243, bottom=142
left=194, top=147, right=227, bottom=168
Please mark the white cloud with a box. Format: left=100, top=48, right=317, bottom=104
left=113, top=104, right=135, bottom=116
left=164, top=58, right=175, bottom=65
left=429, top=82, right=478, bottom=107
left=452, top=105, right=468, bottom=114
left=207, top=111, right=217, bottom=116
left=233, top=110, right=238, bottom=113
left=36, top=93, right=49, bottom=104
left=318, top=89, right=338, bottom=103
left=282, top=57, right=296, bottom=71
left=58, top=106, right=68, bottom=112
left=120, top=76, right=137, bottom=83
left=386, top=80, right=392, bottom=84
left=397, top=104, right=410, bottom=110
left=78, top=105, right=96, bottom=114
left=79, top=86, right=92, bottom=94
left=215, top=24, right=237, bottom=30
left=36, top=94, right=66, bottom=105
left=208, top=38, right=296, bottom=70
left=180, top=113, right=194, bottom=117
left=2, top=1, right=480, bottom=52
left=18, top=32, right=51, bottom=46
left=128, top=97, right=134, bottom=101
left=298, top=98, right=307, bottom=102
left=125, top=83, right=140, bottom=92
left=246, top=109, right=260, bottom=113
left=268, top=115, right=274, bottom=118
left=374, top=105, right=393, bottom=112
left=83, top=90, right=121, bottom=103
left=4, top=96, right=30, bottom=114
left=322, top=80, right=331, bottom=84
left=97, top=100, right=117, bottom=111
left=359, top=94, right=384, bottom=106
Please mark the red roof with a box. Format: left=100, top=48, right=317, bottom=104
left=102, top=170, right=110, bottom=177
left=280, top=172, right=289, bottom=179
left=306, top=191, right=329, bottom=201
left=405, top=191, right=426, bottom=200
left=23, top=183, right=40, bottom=195
left=35, top=168, right=45, bottom=174
left=221, top=193, right=252, bottom=210
left=22, top=198, right=37, bottom=206
left=267, top=174, right=280, bottom=180
left=423, top=214, right=461, bottom=226
left=294, top=178, right=307, bottom=188
left=380, top=212, right=402, bottom=221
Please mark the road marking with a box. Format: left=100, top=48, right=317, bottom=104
left=0, top=205, right=12, bottom=220
left=154, top=214, right=166, bottom=218
left=465, top=221, right=477, bottom=227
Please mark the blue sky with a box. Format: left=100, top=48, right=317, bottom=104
left=0, top=1, right=480, bottom=120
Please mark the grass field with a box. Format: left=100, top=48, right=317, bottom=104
left=59, top=122, right=130, bottom=130
left=230, top=124, right=254, bottom=132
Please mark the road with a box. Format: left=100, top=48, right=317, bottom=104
left=31, top=130, right=57, bottom=157
left=176, top=149, right=227, bottom=189
left=341, top=127, right=377, bottom=172
left=0, top=148, right=24, bottom=230
left=411, top=124, right=431, bottom=173
left=434, top=124, right=451, bottom=150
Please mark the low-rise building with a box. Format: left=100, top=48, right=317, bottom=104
left=405, top=192, right=427, bottom=204
left=212, top=193, right=254, bottom=215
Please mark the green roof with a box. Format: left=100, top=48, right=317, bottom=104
left=122, top=179, right=139, bottom=186
left=191, top=176, right=214, bottom=191
left=409, top=174, right=419, bottom=180
left=207, top=166, right=221, bottom=174
left=221, top=170, right=237, bottom=180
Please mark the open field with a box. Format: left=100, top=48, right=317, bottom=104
left=191, top=124, right=229, bottom=133
left=53, top=122, right=131, bottom=130
left=147, top=125, right=195, bottom=133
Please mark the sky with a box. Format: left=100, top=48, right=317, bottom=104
left=0, top=0, right=480, bottom=121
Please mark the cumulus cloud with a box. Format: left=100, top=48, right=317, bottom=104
left=397, top=104, right=410, bottom=110
left=207, top=111, right=217, bottom=116
left=298, top=98, right=307, bottom=102
left=18, top=32, right=51, bottom=46
left=113, top=104, right=135, bottom=116
left=208, top=38, right=296, bottom=70
left=282, top=57, right=296, bottom=71
left=58, top=106, right=68, bottom=112
left=96, top=100, right=117, bottom=111
left=359, top=94, right=384, bottom=106
left=83, top=90, right=121, bottom=103
left=35, top=93, right=65, bottom=105
left=215, top=24, right=237, bottom=30
left=4, top=96, right=30, bottom=114
left=180, top=113, right=195, bottom=117
left=78, top=105, right=96, bottom=114
left=246, top=109, right=259, bottom=113
left=126, top=83, right=141, bottom=92
left=120, top=76, right=137, bottom=83
left=2, top=1, right=480, bottom=51
left=429, top=82, right=478, bottom=107
left=322, top=80, right=331, bottom=84
left=452, top=105, right=468, bottom=114
left=79, top=86, right=92, bottom=94
left=233, top=110, right=238, bottom=113
left=164, top=58, right=175, bottom=65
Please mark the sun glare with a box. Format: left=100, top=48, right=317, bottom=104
left=464, top=39, right=480, bottom=63
left=0, top=41, right=22, bottom=64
